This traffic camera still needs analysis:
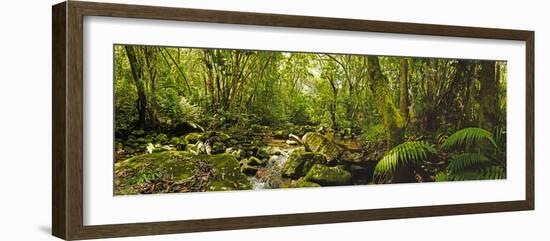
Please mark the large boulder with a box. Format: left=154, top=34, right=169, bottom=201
left=304, top=164, right=352, bottom=186
left=302, top=132, right=343, bottom=163
left=114, top=151, right=251, bottom=195
left=281, top=152, right=327, bottom=179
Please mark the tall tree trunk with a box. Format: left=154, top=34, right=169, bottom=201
left=366, top=56, right=404, bottom=148
left=368, top=57, right=413, bottom=183
left=399, top=58, right=409, bottom=126
left=328, top=75, right=338, bottom=133
left=479, top=61, right=498, bottom=131
left=125, top=46, right=147, bottom=130
left=144, top=48, right=159, bottom=128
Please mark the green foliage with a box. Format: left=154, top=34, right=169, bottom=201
left=447, top=153, right=490, bottom=173
left=155, top=91, right=201, bottom=127
left=130, top=168, right=161, bottom=185
left=434, top=172, right=449, bottom=182
left=436, top=127, right=506, bottom=182
left=441, top=127, right=497, bottom=150
left=359, top=124, right=386, bottom=142
left=114, top=44, right=508, bottom=189
left=288, top=96, right=312, bottom=125
left=114, top=78, right=138, bottom=134
left=439, top=166, right=505, bottom=181
left=374, top=141, right=436, bottom=177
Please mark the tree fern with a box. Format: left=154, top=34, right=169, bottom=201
left=447, top=153, right=490, bottom=173
left=374, top=141, right=436, bottom=177
left=441, top=127, right=497, bottom=150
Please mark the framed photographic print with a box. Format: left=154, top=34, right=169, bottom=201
left=52, top=1, right=534, bottom=240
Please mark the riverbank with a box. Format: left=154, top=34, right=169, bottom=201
left=114, top=125, right=379, bottom=195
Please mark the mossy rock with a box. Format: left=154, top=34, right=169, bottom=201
left=281, top=152, right=327, bottom=179
left=184, top=132, right=203, bottom=144
left=302, top=132, right=343, bottom=163
left=240, top=164, right=259, bottom=175
left=289, top=179, right=321, bottom=188
left=304, top=164, right=351, bottom=186
left=155, top=133, right=169, bottom=144
left=114, top=151, right=251, bottom=195
left=240, top=156, right=266, bottom=167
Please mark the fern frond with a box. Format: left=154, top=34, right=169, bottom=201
left=447, top=153, right=490, bottom=173
left=448, top=166, right=506, bottom=181
left=374, top=141, right=436, bottom=176
left=441, top=127, right=497, bottom=150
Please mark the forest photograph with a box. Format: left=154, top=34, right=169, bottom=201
left=113, top=44, right=507, bottom=195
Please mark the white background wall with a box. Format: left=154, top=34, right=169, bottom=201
left=0, top=0, right=547, bottom=240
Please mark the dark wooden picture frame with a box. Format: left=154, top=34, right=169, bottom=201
left=52, top=1, right=534, bottom=240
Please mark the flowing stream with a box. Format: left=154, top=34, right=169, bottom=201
left=246, top=134, right=363, bottom=189
left=247, top=139, right=299, bottom=189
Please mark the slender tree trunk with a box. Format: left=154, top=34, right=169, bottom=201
left=125, top=46, right=147, bottom=130
left=399, top=58, right=409, bottom=126
left=479, top=61, right=498, bottom=131
left=144, top=48, right=159, bottom=128
left=328, top=75, right=338, bottom=133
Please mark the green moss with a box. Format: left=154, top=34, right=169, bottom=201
left=281, top=152, right=327, bottom=178
left=243, top=156, right=266, bottom=166
left=302, top=132, right=343, bottom=162
left=114, top=151, right=251, bottom=195
left=290, top=179, right=321, bottom=188
left=304, top=164, right=351, bottom=186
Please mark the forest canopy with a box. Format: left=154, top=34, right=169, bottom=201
left=113, top=45, right=507, bottom=195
